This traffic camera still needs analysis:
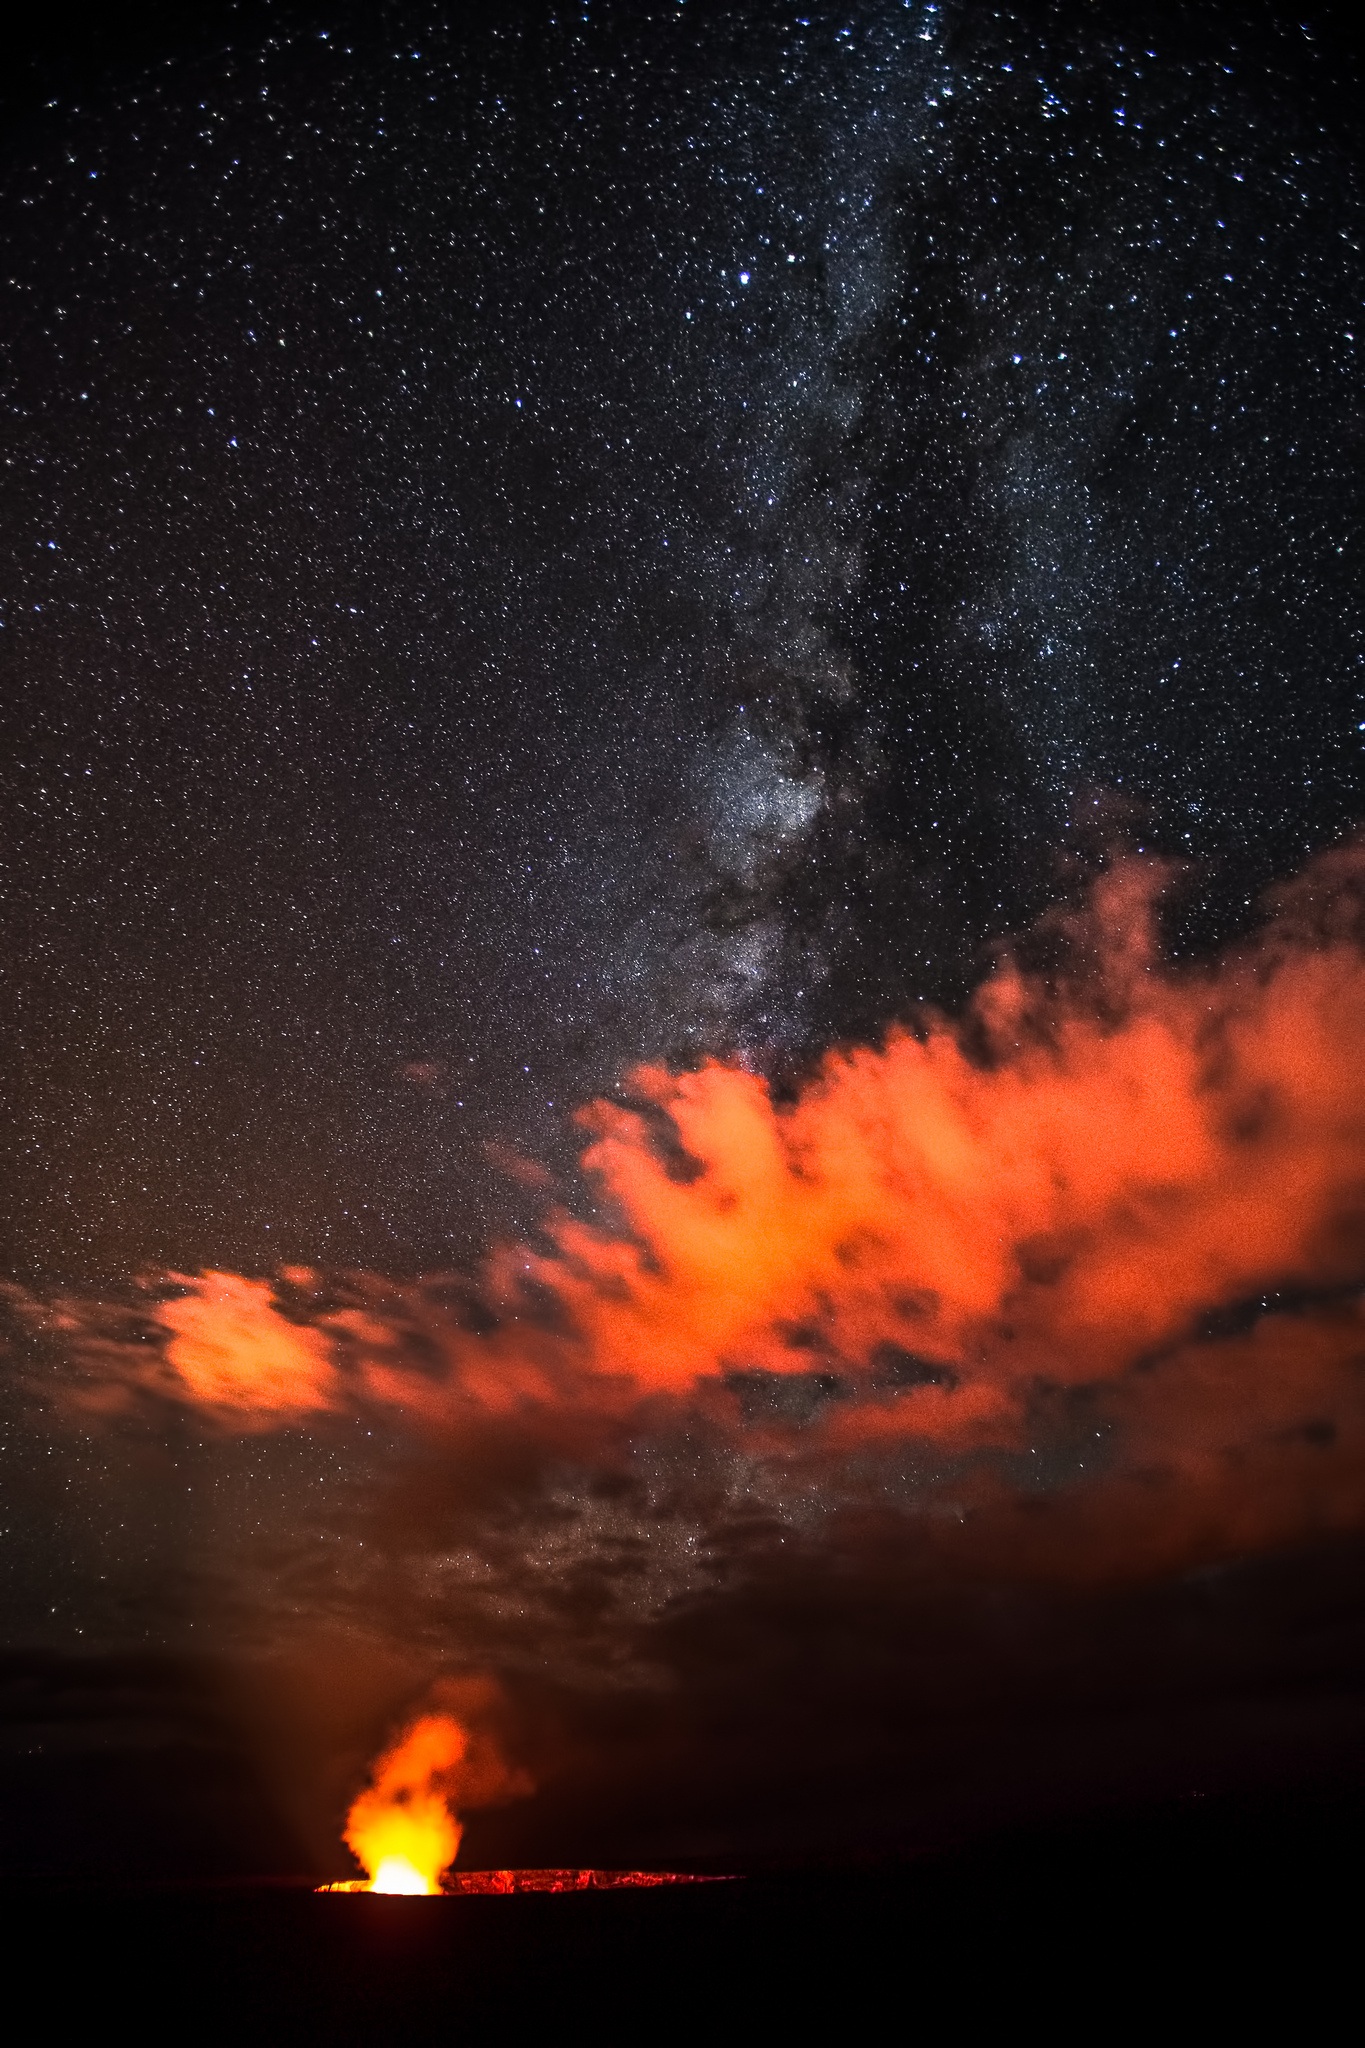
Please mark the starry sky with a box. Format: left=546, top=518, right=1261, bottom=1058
left=3, top=1, right=1365, bottom=1885
left=2, top=0, right=1361, bottom=1286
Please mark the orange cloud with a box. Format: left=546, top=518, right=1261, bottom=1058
left=155, top=1271, right=341, bottom=1422
left=471, top=847, right=1365, bottom=1446
left=22, top=840, right=1365, bottom=1586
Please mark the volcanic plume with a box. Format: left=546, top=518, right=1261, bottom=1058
left=340, top=1712, right=468, bottom=1893
left=319, top=1686, right=724, bottom=1893
left=323, top=1683, right=532, bottom=1893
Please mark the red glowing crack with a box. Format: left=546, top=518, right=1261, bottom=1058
left=318, top=1870, right=733, bottom=1894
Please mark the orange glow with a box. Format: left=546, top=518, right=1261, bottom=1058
left=342, top=1713, right=468, bottom=1895
left=318, top=1869, right=730, bottom=1895
left=155, top=1271, right=339, bottom=1421
left=440, top=1869, right=728, bottom=1892
left=397, top=844, right=1365, bottom=1461
left=335, top=1686, right=535, bottom=1895
left=127, top=846, right=1365, bottom=1463
left=35, top=840, right=1365, bottom=1582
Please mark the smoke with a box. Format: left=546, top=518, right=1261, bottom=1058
left=339, top=1679, right=533, bottom=1892
left=343, top=1713, right=467, bottom=1892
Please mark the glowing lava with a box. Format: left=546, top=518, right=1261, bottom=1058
left=370, top=1857, right=436, bottom=1895
left=318, top=1869, right=730, bottom=1895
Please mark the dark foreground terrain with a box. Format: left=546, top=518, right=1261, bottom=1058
left=1, top=1791, right=1357, bottom=2041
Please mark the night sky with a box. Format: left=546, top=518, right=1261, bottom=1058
left=3, top=0, right=1365, bottom=1886
left=4, top=0, right=1361, bottom=1283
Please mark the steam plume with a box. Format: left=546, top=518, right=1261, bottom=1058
left=344, top=1714, right=467, bottom=1893
left=339, top=1682, right=533, bottom=1893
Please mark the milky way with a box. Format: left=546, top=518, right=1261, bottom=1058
left=2, top=1, right=1360, bottom=1283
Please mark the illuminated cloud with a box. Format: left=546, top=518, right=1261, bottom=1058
left=155, top=1271, right=342, bottom=1423
left=16, top=839, right=1365, bottom=1592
